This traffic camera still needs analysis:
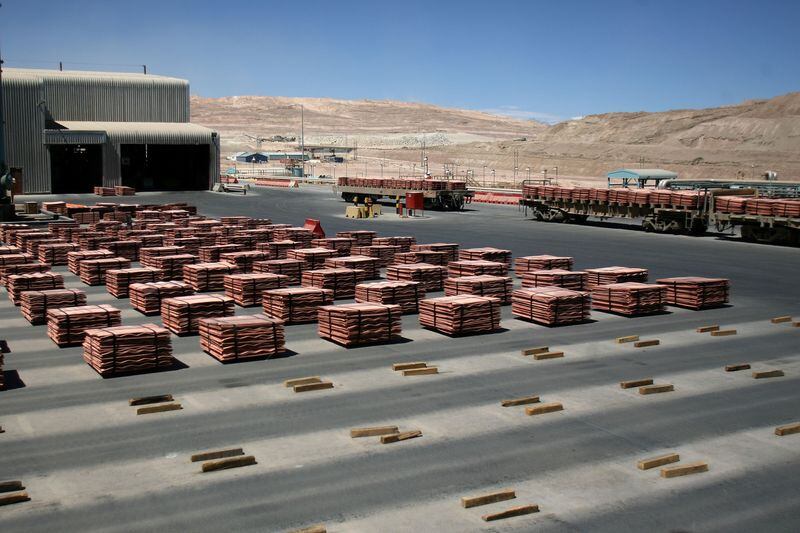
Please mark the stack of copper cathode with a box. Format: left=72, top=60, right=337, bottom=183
left=656, top=277, right=730, bottom=310
left=7, top=272, right=65, bottom=304
left=410, top=243, right=459, bottom=263
left=129, top=281, right=195, bottom=315
left=106, top=267, right=162, bottom=298
left=253, top=258, right=303, bottom=284
left=350, top=245, right=400, bottom=267
left=149, top=254, right=197, bottom=281
left=220, top=250, right=268, bottom=273
left=79, top=257, right=132, bottom=285
left=324, top=255, right=381, bottom=279
left=392, top=250, right=447, bottom=266
left=199, top=244, right=243, bottom=262
left=372, top=236, right=416, bottom=252
left=160, top=294, right=236, bottom=335
left=514, top=255, right=574, bottom=275
left=591, top=282, right=667, bottom=316
left=224, top=272, right=289, bottom=306
left=47, top=304, right=122, bottom=346
left=511, top=287, right=591, bottom=325
left=273, top=227, right=314, bottom=247
left=317, top=303, right=402, bottom=346
left=199, top=314, right=285, bottom=362
left=255, top=240, right=300, bottom=259
left=20, top=288, right=87, bottom=325
left=336, top=230, right=376, bottom=246
left=419, top=295, right=501, bottom=335
left=67, top=249, right=115, bottom=275
left=444, top=275, right=513, bottom=304
left=182, top=262, right=239, bottom=292
left=287, top=247, right=338, bottom=270
left=447, top=260, right=508, bottom=277
left=262, top=287, right=333, bottom=324
left=38, top=242, right=79, bottom=265
left=386, top=263, right=447, bottom=292
left=139, top=246, right=185, bottom=268
left=302, top=268, right=366, bottom=299
left=311, top=237, right=352, bottom=256
left=1, top=262, right=51, bottom=287
left=585, top=266, right=649, bottom=288
left=355, top=280, right=424, bottom=314
left=82, top=324, right=173, bottom=376
left=520, top=269, right=587, bottom=291
left=458, top=247, right=512, bottom=266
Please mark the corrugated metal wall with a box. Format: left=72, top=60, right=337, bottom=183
left=2, top=75, right=51, bottom=193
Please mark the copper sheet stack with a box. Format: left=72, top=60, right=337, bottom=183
left=43, top=201, right=67, bottom=214
left=411, top=243, right=459, bottom=263
left=317, top=303, right=402, bottom=346
left=274, top=227, right=314, bottom=247
left=656, top=276, right=730, bottom=310
left=521, top=269, right=587, bottom=291
left=67, top=249, right=114, bottom=274
left=38, top=242, right=79, bottom=265
left=199, top=314, right=285, bottom=362
left=114, top=185, right=136, bottom=196
left=220, top=250, right=268, bottom=273
left=236, top=228, right=274, bottom=244
left=386, top=263, right=447, bottom=292
left=324, top=255, right=381, bottom=279
left=150, top=254, right=197, bottom=281
left=253, top=259, right=303, bottom=284
left=447, top=260, right=508, bottom=277
left=372, top=236, right=416, bottom=252
left=514, top=255, right=574, bottom=275
left=167, top=236, right=202, bottom=255
left=350, top=245, right=400, bottom=267
left=136, top=234, right=165, bottom=248
left=771, top=199, right=800, bottom=217
left=104, top=240, right=141, bottom=261
left=224, top=273, right=289, bottom=306
left=16, top=231, right=53, bottom=251
left=182, top=262, right=239, bottom=292
left=302, top=268, right=366, bottom=299
left=0, top=253, right=35, bottom=268
left=458, top=247, right=512, bottom=266
left=129, top=281, right=195, bottom=315
left=287, top=247, right=338, bottom=270
left=591, top=283, right=667, bottom=316
left=355, top=281, right=424, bottom=314
left=262, top=287, right=333, bottom=324
left=161, top=294, right=235, bottom=335
left=73, top=211, right=101, bottom=224
left=714, top=196, right=748, bottom=214
left=106, top=267, right=162, bottom=298
left=671, top=191, right=706, bottom=209
left=94, top=186, right=116, bottom=196
left=199, top=244, right=244, bottom=262
left=585, top=266, right=648, bottom=288
left=79, top=257, right=131, bottom=285
left=8, top=272, right=65, bottom=304
left=222, top=234, right=257, bottom=250
left=419, top=295, right=501, bottom=335
left=511, top=287, right=591, bottom=325
left=27, top=238, right=64, bottom=256
left=255, top=240, right=300, bottom=259
left=83, top=324, right=173, bottom=376
left=311, top=237, right=352, bottom=256
left=0, top=245, right=22, bottom=255
left=79, top=234, right=115, bottom=251
left=444, top=275, right=513, bottom=304
left=20, top=288, right=87, bottom=325
left=1, top=262, right=51, bottom=287
left=47, top=304, right=122, bottom=346
left=140, top=246, right=185, bottom=268
left=336, top=230, right=376, bottom=246
left=392, top=250, right=447, bottom=266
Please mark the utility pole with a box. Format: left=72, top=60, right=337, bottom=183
left=491, top=169, right=496, bottom=187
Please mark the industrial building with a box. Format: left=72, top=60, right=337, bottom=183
left=607, top=168, right=678, bottom=188
left=1, top=68, right=219, bottom=194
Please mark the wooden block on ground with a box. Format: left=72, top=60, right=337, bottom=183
left=294, top=381, right=334, bottom=392
left=533, top=351, right=564, bottom=360
left=289, top=525, right=327, bottom=533
left=380, top=430, right=422, bottom=444
left=615, top=335, right=639, bottom=344
left=201, top=455, right=257, bottom=473
left=136, top=403, right=183, bottom=415
left=482, top=504, right=539, bottom=522
left=771, top=316, right=792, bottom=324
left=129, top=394, right=173, bottom=406
left=620, top=378, right=653, bottom=389
left=461, top=488, right=516, bottom=508
left=710, top=329, right=737, bottom=337
left=402, top=366, right=438, bottom=376
left=793, top=321, right=800, bottom=328
left=634, top=339, right=660, bottom=348
left=0, top=481, right=24, bottom=493
left=525, top=402, right=563, bottom=416
left=284, top=376, right=322, bottom=388
left=639, top=384, right=674, bottom=395
left=696, top=325, right=719, bottom=333
left=725, top=363, right=750, bottom=372
left=501, top=395, right=540, bottom=407
left=191, top=448, right=244, bottom=462
left=660, top=461, right=708, bottom=478
left=0, top=492, right=30, bottom=507
left=350, top=426, right=399, bottom=438
left=637, top=452, right=680, bottom=470
left=521, top=346, right=549, bottom=356
left=775, top=422, right=800, bottom=436
left=753, top=370, right=784, bottom=379
left=392, top=362, right=427, bottom=371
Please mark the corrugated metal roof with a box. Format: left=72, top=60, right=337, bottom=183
left=53, top=121, right=215, bottom=144
left=608, top=169, right=678, bottom=179
left=4, top=67, right=185, bottom=83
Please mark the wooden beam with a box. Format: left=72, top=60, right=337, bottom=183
left=533, top=351, right=564, bottom=360
left=284, top=376, right=322, bottom=388
left=501, top=395, right=540, bottom=407
left=191, top=448, right=244, bottom=463
left=392, top=362, right=427, bottom=371
left=380, top=430, right=422, bottom=444
left=461, top=488, right=516, bottom=508
left=620, top=378, right=653, bottom=389
left=752, top=370, right=784, bottom=379
left=525, top=402, right=563, bottom=416
left=482, top=504, right=539, bottom=522
left=710, top=329, right=737, bottom=337
left=725, top=363, right=750, bottom=372
left=201, top=455, right=257, bottom=473
left=660, top=461, right=708, bottom=478
left=615, top=335, right=639, bottom=344
left=771, top=316, right=792, bottom=324
left=128, top=394, right=174, bottom=406
left=634, top=339, right=660, bottom=348
left=294, top=381, right=334, bottom=392
left=402, top=367, right=438, bottom=376
left=0, top=480, right=24, bottom=494
left=288, top=525, right=327, bottom=533
left=775, top=422, right=800, bottom=436
left=638, top=384, right=674, bottom=395
left=521, top=346, right=549, bottom=356
left=696, top=325, right=720, bottom=333
left=0, top=492, right=30, bottom=507
left=637, top=452, right=680, bottom=470
left=350, top=426, right=399, bottom=438
left=136, top=403, right=182, bottom=415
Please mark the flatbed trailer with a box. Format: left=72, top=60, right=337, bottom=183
left=334, top=184, right=473, bottom=210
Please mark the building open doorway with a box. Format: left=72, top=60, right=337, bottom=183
left=49, top=144, right=103, bottom=194
left=121, top=144, right=209, bottom=191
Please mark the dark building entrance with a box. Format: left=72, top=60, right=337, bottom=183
left=121, top=144, right=209, bottom=191
left=49, top=144, right=103, bottom=194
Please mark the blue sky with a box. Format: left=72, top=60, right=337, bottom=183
left=2, top=0, right=799, bottom=123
